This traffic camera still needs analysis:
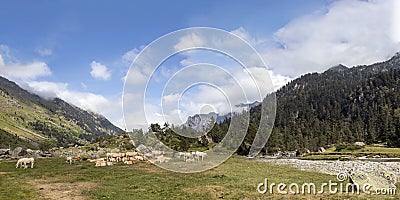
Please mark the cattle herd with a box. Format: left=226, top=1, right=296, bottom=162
left=14, top=150, right=208, bottom=169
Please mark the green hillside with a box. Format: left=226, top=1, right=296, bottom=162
left=0, top=76, right=123, bottom=149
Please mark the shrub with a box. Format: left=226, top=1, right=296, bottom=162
left=335, top=142, right=364, bottom=152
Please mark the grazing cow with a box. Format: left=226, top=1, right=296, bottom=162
left=125, top=151, right=138, bottom=157
left=176, top=152, right=185, bottom=159
left=146, top=160, right=155, bottom=165
left=144, top=153, right=153, bottom=160
left=156, top=155, right=171, bottom=163
left=74, top=155, right=82, bottom=161
left=134, top=156, right=144, bottom=161
left=89, top=158, right=105, bottom=163
left=195, top=151, right=207, bottom=161
left=183, top=152, right=193, bottom=161
left=106, top=153, right=112, bottom=161
left=152, top=150, right=164, bottom=157
left=123, top=160, right=134, bottom=165
left=16, top=158, right=35, bottom=168
left=107, top=153, right=124, bottom=162
left=66, top=156, right=73, bottom=165
left=95, top=160, right=107, bottom=167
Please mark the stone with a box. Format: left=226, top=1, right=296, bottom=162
left=354, top=142, right=366, bottom=146
left=0, top=149, right=10, bottom=156
left=11, top=147, right=23, bottom=157
left=318, top=147, right=326, bottom=153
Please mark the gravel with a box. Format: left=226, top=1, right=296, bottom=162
left=257, top=158, right=400, bottom=180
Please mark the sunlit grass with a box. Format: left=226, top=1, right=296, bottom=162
left=1, top=156, right=398, bottom=199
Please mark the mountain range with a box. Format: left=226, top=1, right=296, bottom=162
left=0, top=77, right=123, bottom=149
left=184, top=101, right=260, bottom=131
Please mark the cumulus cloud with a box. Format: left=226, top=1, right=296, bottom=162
left=123, top=0, right=400, bottom=129
left=122, top=48, right=140, bottom=65
left=263, top=0, right=400, bottom=76
left=231, top=27, right=265, bottom=46
left=26, top=81, right=108, bottom=112
left=0, top=45, right=124, bottom=129
left=90, top=61, right=111, bottom=80
left=0, top=54, right=52, bottom=80
left=174, top=32, right=206, bottom=51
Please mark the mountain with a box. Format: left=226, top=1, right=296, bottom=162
left=184, top=112, right=218, bottom=132
left=326, top=64, right=348, bottom=73
left=265, top=53, right=400, bottom=152
left=184, top=101, right=260, bottom=132
left=235, top=101, right=261, bottom=110
left=0, top=76, right=123, bottom=149
left=205, top=53, right=400, bottom=154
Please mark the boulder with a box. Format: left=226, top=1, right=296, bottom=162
left=318, top=147, right=326, bottom=153
left=354, top=142, right=366, bottom=147
left=0, top=149, right=10, bottom=156
left=11, top=147, right=26, bottom=157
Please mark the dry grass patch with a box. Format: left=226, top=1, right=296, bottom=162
left=29, top=179, right=99, bottom=200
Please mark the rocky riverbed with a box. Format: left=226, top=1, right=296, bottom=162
left=257, top=158, right=400, bottom=181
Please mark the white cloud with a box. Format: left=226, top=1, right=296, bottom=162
left=392, top=0, right=400, bottom=43
left=162, top=93, right=180, bottom=105
left=231, top=27, right=265, bottom=46
left=90, top=61, right=111, bottom=80
left=0, top=45, right=10, bottom=58
left=263, top=0, right=400, bottom=76
left=0, top=54, right=52, bottom=80
left=0, top=45, right=124, bottom=129
left=26, top=81, right=107, bottom=112
left=81, top=82, right=88, bottom=90
left=36, top=48, right=53, bottom=56
left=174, top=32, right=205, bottom=51
left=122, top=48, right=140, bottom=65
left=123, top=1, right=400, bottom=129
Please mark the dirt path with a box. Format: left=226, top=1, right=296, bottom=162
left=29, top=179, right=99, bottom=200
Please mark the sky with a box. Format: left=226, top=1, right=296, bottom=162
left=0, top=0, right=399, bottom=131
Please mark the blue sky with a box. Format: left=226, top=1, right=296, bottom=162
left=0, top=0, right=399, bottom=130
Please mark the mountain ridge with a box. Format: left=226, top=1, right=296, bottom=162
left=0, top=76, right=123, bottom=149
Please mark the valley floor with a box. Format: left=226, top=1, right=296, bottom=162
left=0, top=156, right=398, bottom=200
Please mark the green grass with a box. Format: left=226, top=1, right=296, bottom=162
left=302, top=145, right=400, bottom=160
left=0, top=129, right=37, bottom=149
left=1, top=157, right=398, bottom=199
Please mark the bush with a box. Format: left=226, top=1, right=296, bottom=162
left=335, top=142, right=364, bottom=152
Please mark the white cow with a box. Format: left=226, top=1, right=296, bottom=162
left=16, top=158, right=35, bottom=168
left=66, top=156, right=73, bottom=165
left=156, top=155, right=171, bottom=163
left=194, top=151, right=207, bottom=161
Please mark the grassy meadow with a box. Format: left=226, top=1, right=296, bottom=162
left=0, top=156, right=398, bottom=200
left=302, top=145, right=400, bottom=160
